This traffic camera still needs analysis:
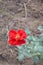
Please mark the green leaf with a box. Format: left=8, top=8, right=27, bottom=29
left=38, top=46, right=43, bottom=52
left=39, top=34, right=43, bottom=41
left=40, top=53, right=43, bottom=62
left=38, top=26, right=43, bottom=31
left=17, top=46, right=23, bottom=49
left=33, top=56, right=39, bottom=64
left=32, top=36, right=39, bottom=42
left=27, top=36, right=33, bottom=42
left=25, top=29, right=31, bottom=34
left=39, top=33, right=43, bottom=46
left=18, top=54, right=24, bottom=61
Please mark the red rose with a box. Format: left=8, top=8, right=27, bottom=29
left=8, top=29, right=27, bottom=46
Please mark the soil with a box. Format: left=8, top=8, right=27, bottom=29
left=0, top=0, right=43, bottom=65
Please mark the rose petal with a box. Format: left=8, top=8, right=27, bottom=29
left=8, top=39, right=17, bottom=46
left=19, top=40, right=26, bottom=44
left=8, top=30, right=17, bottom=39
left=15, top=40, right=26, bottom=46
left=18, top=29, right=27, bottom=39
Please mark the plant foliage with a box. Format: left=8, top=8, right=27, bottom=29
left=17, top=26, right=43, bottom=64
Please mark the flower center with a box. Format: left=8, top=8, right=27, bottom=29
left=16, top=34, right=20, bottom=39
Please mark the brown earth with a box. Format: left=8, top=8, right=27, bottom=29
left=0, top=0, right=43, bottom=65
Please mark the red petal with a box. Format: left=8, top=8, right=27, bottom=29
left=15, top=40, right=26, bottom=46
left=8, top=30, right=17, bottom=39
left=8, top=39, right=17, bottom=46
left=19, top=40, right=26, bottom=44
left=18, top=29, right=27, bottom=39
left=8, top=39, right=26, bottom=46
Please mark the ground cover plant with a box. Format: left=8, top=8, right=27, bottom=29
left=8, top=25, right=43, bottom=65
